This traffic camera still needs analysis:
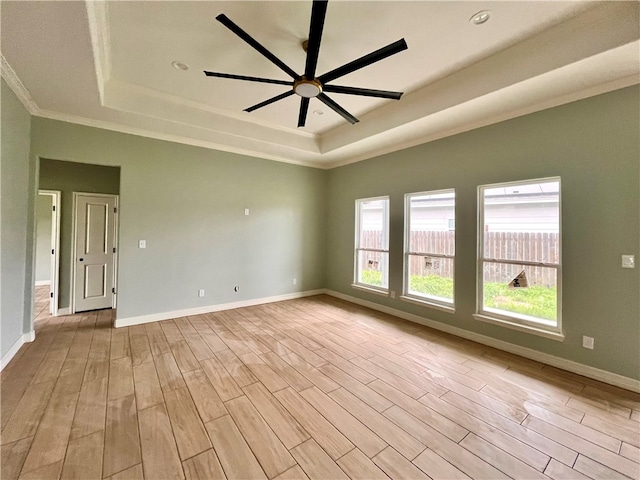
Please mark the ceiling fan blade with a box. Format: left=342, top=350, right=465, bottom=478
left=318, top=38, right=408, bottom=84
left=216, top=14, right=299, bottom=79
left=298, top=97, right=310, bottom=128
left=317, top=93, right=359, bottom=124
left=244, top=90, right=295, bottom=113
left=323, top=85, right=403, bottom=100
left=304, top=0, right=328, bottom=79
left=204, top=71, right=293, bottom=86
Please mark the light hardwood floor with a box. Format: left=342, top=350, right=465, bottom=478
left=1, top=288, right=639, bottom=479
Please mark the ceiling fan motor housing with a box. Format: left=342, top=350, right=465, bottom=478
left=293, top=77, right=323, bottom=98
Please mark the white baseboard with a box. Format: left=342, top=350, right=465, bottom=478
left=1, top=331, right=36, bottom=371
left=325, top=289, right=640, bottom=393
left=114, top=289, right=326, bottom=328
left=35, top=280, right=50, bottom=286
left=57, top=307, right=71, bottom=316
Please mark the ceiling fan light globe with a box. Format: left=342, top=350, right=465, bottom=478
left=293, top=78, right=322, bottom=98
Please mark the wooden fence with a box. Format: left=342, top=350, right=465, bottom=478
left=360, top=230, right=559, bottom=286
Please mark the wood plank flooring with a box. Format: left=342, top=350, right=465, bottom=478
left=1, top=288, right=639, bottom=479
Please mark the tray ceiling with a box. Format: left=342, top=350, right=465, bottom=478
left=2, top=1, right=638, bottom=168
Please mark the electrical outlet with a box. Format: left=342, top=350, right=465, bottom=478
left=234, top=286, right=240, bottom=292
left=198, top=289, right=205, bottom=298
left=293, top=278, right=297, bottom=285
left=138, top=240, right=146, bottom=249
left=582, top=336, right=594, bottom=349
left=244, top=208, right=250, bottom=216
left=390, top=291, right=396, bottom=299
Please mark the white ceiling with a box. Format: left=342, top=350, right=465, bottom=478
left=2, top=1, right=638, bottom=168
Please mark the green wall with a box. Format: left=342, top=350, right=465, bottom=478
left=18, top=83, right=640, bottom=381
left=326, top=86, right=640, bottom=379
left=35, top=194, right=53, bottom=283
left=30, top=119, right=327, bottom=320
left=39, top=159, right=120, bottom=309
left=1, top=78, right=35, bottom=359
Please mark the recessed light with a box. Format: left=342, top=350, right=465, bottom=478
left=470, top=10, right=490, bottom=25
left=313, top=109, right=324, bottom=116
left=172, top=61, right=189, bottom=71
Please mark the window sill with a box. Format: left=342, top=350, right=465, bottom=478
left=472, top=314, right=564, bottom=341
left=400, top=295, right=455, bottom=314
left=351, top=284, right=388, bottom=297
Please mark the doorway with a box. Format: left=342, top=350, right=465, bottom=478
left=72, top=193, right=119, bottom=313
left=38, top=158, right=121, bottom=317
left=34, top=190, right=61, bottom=316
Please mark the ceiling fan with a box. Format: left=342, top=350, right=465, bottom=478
left=204, top=0, right=408, bottom=127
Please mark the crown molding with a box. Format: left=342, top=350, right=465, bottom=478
left=103, top=79, right=318, bottom=148
left=34, top=108, right=326, bottom=169
left=1, top=55, right=40, bottom=115
left=324, top=71, right=640, bottom=170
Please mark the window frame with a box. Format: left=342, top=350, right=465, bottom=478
left=353, top=196, right=390, bottom=295
left=475, top=177, right=563, bottom=340
left=401, top=188, right=456, bottom=312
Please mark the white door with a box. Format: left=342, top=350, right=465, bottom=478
left=73, top=194, right=117, bottom=312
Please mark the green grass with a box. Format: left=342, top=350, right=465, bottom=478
left=361, top=270, right=384, bottom=286
left=409, top=275, right=454, bottom=300
left=360, top=271, right=556, bottom=320
left=483, top=282, right=557, bottom=321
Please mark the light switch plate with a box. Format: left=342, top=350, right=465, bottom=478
left=622, top=255, right=635, bottom=268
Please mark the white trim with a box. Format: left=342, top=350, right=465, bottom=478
left=57, top=307, right=71, bottom=316
left=112, top=198, right=119, bottom=310
left=85, top=0, right=111, bottom=104
left=473, top=313, right=564, bottom=341
left=35, top=280, right=51, bottom=286
left=34, top=109, right=325, bottom=170
left=114, top=289, right=326, bottom=328
left=351, top=284, right=389, bottom=297
left=400, top=295, right=456, bottom=314
left=1, top=331, right=36, bottom=371
left=3, top=42, right=638, bottom=171
left=325, top=289, right=640, bottom=393
left=0, top=55, right=39, bottom=114
left=38, top=189, right=61, bottom=317
left=1, top=337, right=24, bottom=371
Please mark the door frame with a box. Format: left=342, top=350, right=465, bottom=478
left=38, top=190, right=61, bottom=316
left=71, top=192, right=119, bottom=314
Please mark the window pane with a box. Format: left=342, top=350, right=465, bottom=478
left=409, top=192, right=455, bottom=255
left=482, top=261, right=557, bottom=323
left=357, top=250, right=389, bottom=288
left=359, top=199, right=387, bottom=249
left=483, top=181, right=559, bottom=263
left=407, top=254, right=453, bottom=302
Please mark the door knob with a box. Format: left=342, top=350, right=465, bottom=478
left=79, top=258, right=84, bottom=262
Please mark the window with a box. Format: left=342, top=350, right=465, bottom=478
left=402, top=189, right=455, bottom=309
left=354, top=197, right=389, bottom=293
left=476, top=178, right=562, bottom=338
